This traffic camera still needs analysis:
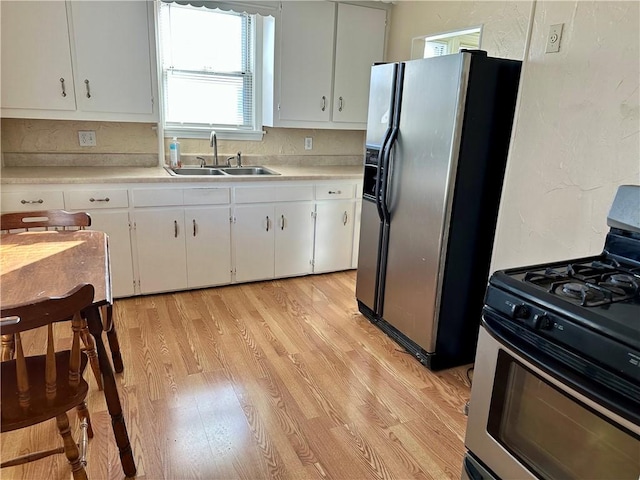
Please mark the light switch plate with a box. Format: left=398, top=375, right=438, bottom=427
left=78, top=130, right=96, bottom=147
left=546, top=23, right=563, bottom=53
left=304, top=137, right=313, bottom=150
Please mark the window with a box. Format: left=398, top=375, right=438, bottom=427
left=411, top=27, right=482, bottom=60
left=158, top=2, right=262, bottom=139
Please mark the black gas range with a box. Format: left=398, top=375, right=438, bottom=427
left=483, top=186, right=640, bottom=411
left=464, top=185, right=640, bottom=480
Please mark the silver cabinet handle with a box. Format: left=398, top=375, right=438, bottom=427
left=281, top=214, right=285, bottom=230
left=266, top=215, right=270, bottom=232
left=321, top=96, right=326, bottom=112
left=193, top=219, right=197, bottom=237
left=60, top=78, right=67, bottom=97
left=20, top=199, right=44, bottom=204
left=89, top=197, right=110, bottom=203
left=174, top=220, right=178, bottom=238
left=338, top=96, right=343, bottom=112
left=84, top=79, right=91, bottom=98
left=328, top=190, right=342, bottom=195
left=343, top=211, right=348, bottom=226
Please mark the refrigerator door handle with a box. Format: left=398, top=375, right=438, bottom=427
left=381, top=127, right=398, bottom=221
left=374, top=127, right=392, bottom=221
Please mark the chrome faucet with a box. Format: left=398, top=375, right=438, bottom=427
left=209, top=130, right=219, bottom=166
left=227, top=151, right=242, bottom=167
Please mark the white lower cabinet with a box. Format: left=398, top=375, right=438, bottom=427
left=134, top=208, right=188, bottom=294
left=314, top=200, right=356, bottom=273
left=185, top=206, right=231, bottom=288
left=275, top=202, right=315, bottom=278
left=87, top=210, right=135, bottom=297
left=233, top=204, right=275, bottom=283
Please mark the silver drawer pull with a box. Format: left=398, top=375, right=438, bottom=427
left=328, top=190, right=342, bottom=195
left=60, top=78, right=67, bottom=97
left=193, top=219, right=197, bottom=237
left=321, top=96, right=326, bottom=112
left=338, top=96, right=343, bottom=112
left=266, top=216, right=270, bottom=232
left=174, top=220, right=178, bottom=238
left=281, top=214, right=285, bottom=230
left=84, top=79, right=91, bottom=98
left=89, top=197, right=110, bottom=202
left=20, top=199, right=44, bottom=204
left=343, top=211, right=348, bottom=226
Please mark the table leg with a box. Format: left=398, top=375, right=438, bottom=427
left=86, top=306, right=136, bottom=477
left=101, top=305, right=124, bottom=373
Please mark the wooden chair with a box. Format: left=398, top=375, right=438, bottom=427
left=0, top=284, right=95, bottom=480
left=0, top=210, right=103, bottom=390
left=0, top=209, right=91, bottom=232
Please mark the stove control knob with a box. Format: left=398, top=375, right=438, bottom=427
left=532, top=313, right=553, bottom=330
left=509, top=303, right=530, bottom=320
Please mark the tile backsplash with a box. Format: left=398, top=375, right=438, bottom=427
left=1, top=118, right=366, bottom=167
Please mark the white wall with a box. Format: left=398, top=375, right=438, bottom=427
left=386, top=1, right=640, bottom=270
left=387, top=1, right=533, bottom=62
left=492, top=1, right=640, bottom=269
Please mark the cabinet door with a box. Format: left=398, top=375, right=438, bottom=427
left=185, top=206, right=231, bottom=288
left=135, top=209, right=187, bottom=294
left=333, top=4, right=386, bottom=124
left=314, top=201, right=355, bottom=273
left=275, top=202, right=314, bottom=278
left=69, top=1, right=153, bottom=115
left=278, top=2, right=335, bottom=122
left=0, top=1, right=76, bottom=111
left=234, top=205, right=275, bottom=283
left=87, top=211, right=135, bottom=298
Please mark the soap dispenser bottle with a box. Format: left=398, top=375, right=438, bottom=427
left=169, top=137, right=181, bottom=168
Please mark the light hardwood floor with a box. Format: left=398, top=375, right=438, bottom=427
left=1, top=271, right=472, bottom=479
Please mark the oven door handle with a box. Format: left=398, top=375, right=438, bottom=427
left=482, top=312, right=640, bottom=428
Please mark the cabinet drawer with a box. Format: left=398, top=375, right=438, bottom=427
left=132, top=188, right=183, bottom=207
left=64, top=189, right=129, bottom=209
left=234, top=186, right=277, bottom=204
left=275, top=185, right=314, bottom=202
left=315, top=184, right=354, bottom=200
left=184, top=188, right=229, bottom=206
left=1, top=191, right=65, bottom=212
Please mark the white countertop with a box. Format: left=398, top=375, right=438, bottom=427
left=0, top=165, right=364, bottom=184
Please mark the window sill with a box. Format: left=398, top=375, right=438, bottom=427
left=163, top=127, right=265, bottom=141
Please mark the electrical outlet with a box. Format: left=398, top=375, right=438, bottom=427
left=304, top=137, right=313, bottom=150
left=545, top=23, right=563, bottom=53
left=78, top=130, right=96, bottom=147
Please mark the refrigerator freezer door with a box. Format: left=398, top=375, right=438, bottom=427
left=382, top=54, right=470, bottom=352
left=355, top=198, right=384, bottom=310
left=365, top=63, right=397, bottom=148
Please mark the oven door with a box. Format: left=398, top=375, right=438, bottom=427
left=465, top=319, right=640, bottom=480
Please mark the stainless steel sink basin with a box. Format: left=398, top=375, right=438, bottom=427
left=220, top=167, right=279, bottom=176
left=167, top=167, right=227, bottom=176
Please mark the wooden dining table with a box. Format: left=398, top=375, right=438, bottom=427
left=0, top=229, right=136, bottom=477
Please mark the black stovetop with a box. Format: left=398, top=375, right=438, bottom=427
left=489, top=254, right=640, bottom=351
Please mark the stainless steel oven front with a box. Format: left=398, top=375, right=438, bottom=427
left=463, top=321, right=640, bottom=480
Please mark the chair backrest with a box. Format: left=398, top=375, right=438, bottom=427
left=0, top=210, right=91, bottom=233
left=0, top=284, right=95, bottom=417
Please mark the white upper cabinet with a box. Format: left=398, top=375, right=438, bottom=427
left=263, top=1, right=387, bottom=130
left=1, top=2, right=76, bottom=112
left=1, top=1, right=157, bottom=122
left=277, top=2, right=335, bottom=123
left=69, top=1, right=154, bottom=116
left=332, top=4, right=387, bottom=124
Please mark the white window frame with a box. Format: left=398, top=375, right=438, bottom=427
left=155, top=1, right=265, bottom=141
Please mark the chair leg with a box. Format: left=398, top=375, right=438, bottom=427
left=1, top=334, right=15, bottom=361
left=56, top=413, right=88, bottom=480
left=80, top=318, right=103, bottom=390
left=101, top=305, right=124, bottom=373
left=76, top=401, right=94, bottom=438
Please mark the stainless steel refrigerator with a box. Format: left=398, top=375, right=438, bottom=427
left=356, top=51, right=521, bottom=370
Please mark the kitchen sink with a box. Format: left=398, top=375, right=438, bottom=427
left=168, top=167, right=227, bottom=176
left=220, top=167, right=279, bottom=176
